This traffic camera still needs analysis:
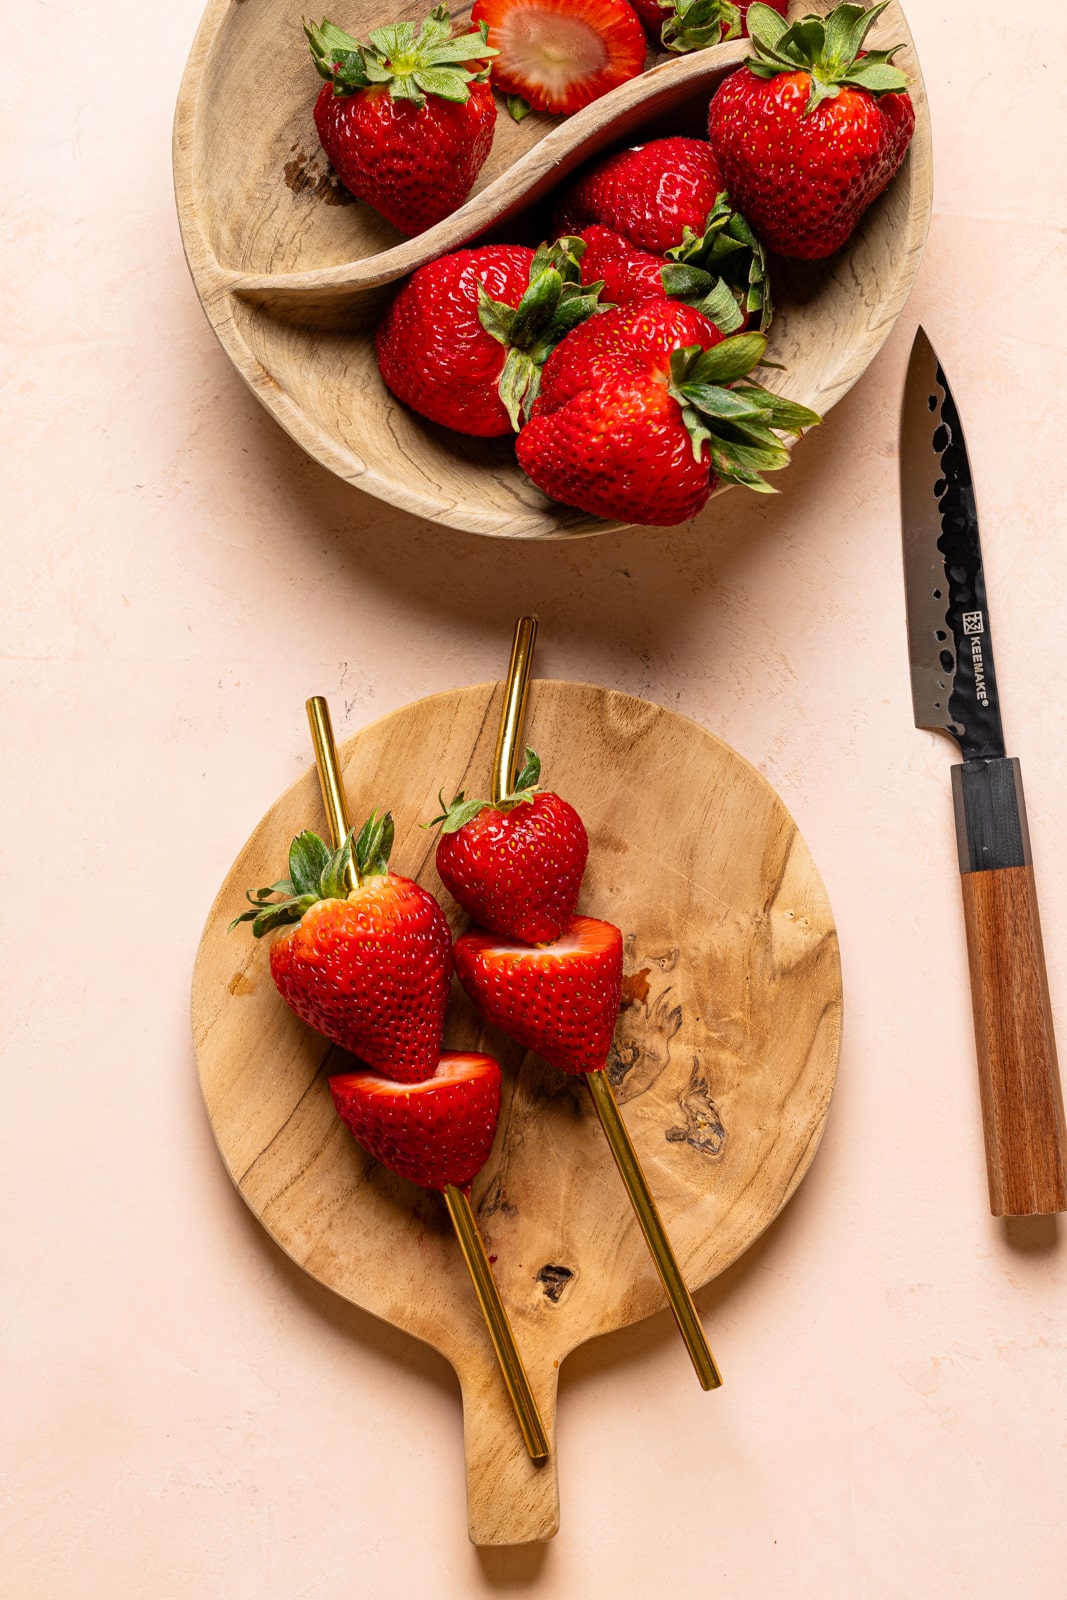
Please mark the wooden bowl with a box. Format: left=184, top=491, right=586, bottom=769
left=192, top=681, right=842, bottom=1542
left=172, top=2, right=932, bottom=539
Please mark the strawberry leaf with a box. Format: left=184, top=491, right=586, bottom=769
left=507, top=93, right=532, bottom=122
left=665, top=195, right=773, bottom=333
left=413, top=66, right=472, bottom=101
left=481, top=244, right=604, bottom=432
left=290, top=830, right=333, bottom=896
left=667, top=338, right=820, bottom=490
left=728, top=385, right=821, bottom=432
left=312, top=6, right=495, bottom=105
left=438, top=795, right=493, bottom=834
left=427, top=748, right=542, bottom=835
left=353, top=810, right=394, bottom=877
left=744, top=0, right=908, bottom=108
left=512, top=748, right=541, bottom=792
left=682, top=332, right=768, bottom=385
left=477, top=285, right=517, bottom=347
left=498, top=348, right=540, bottom=432
left=660, top=0, right=736, bottom=54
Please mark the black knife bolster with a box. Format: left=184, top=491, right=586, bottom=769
left=951, top=757, right=1031, bottom=873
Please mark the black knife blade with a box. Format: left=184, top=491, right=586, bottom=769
left=900, top=326, right=1005, bottom=763
left=899, top=326, right=1067, bottom=1217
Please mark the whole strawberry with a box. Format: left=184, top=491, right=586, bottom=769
left=515, top=301, right=820, bottom=525
left=430, top=748, right=588, bottom=944
left=455, top=916, right=623, bottom=1075
left=554, top=137, right=771, bottom=329
left=554, top=136, right=724, bottom=256
left=234, top=813, right=452, bottom=1082
left=305, top=8, right=498, bottom=236
left=707, top=2, right=915, bottom=259
left=376, top=239, right=603, bottom=436
left=330, top=1052, right=502, bottom=1190
left=572, top=208, right=768, bottom=334
left=630, top=0, right=787, bottom=53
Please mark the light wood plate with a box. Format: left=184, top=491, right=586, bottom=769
left=192, top=681, right=842, bottom=1543
left=172, top=1, right=932, bottom=538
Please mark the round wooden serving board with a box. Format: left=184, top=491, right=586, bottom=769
left=173, top=0, right=932, bottom=538
left=192, top=682, right=842, bottom=1543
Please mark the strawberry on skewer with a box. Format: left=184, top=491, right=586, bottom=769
left=454, top=917, right=623, bottom=1075
left=430, top=746, right=588, bottom=944
left=331, top=1052, right=501, bottom=1191
left=301, top=695, right=550, bottom=1462
left=234, top=811, right=452, bottom=1083
left=452, top=616, right=723, bottom=1390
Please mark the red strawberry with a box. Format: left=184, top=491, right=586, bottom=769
left=455, top=916, right=623, bottom=1074
left=707, top=2, right=915, bottom=260
left=554, top=136, right=723, bottom=254
left=376, top=240, right=603, bottom=437
left=430, top=748, right=588, bottom=944
left=471, top=0, right=647, bottom=117
left=515, top=301, right=819, bottom=524
left=573, top=224, right=666, bottom=305
left=234, top=814, right=452, bottom=1083
left=554, top=138, right=771, bottom=327
left=572, top=221, right=762, bottom=334
left=305, top=9, right=498, bottom=236
left=630, top=0, right=786, bottom=52
left=330, top=1052, right=502, bottom=1189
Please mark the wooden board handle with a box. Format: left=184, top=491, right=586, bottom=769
left=960, top=863, right=1067, bottom=1216
left=457, top=1352, right=560, bottom=1546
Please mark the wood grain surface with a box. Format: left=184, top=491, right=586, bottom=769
left=960, top=864, right=1067, bottom=1217
left=172, top=0, right=933, bottom=538
left=191, top=681, right=842, bottom=1543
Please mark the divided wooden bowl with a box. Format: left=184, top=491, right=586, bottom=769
left=173, top=0, right=932, bottom=539
left=192, top=682, right=843, bottom=1543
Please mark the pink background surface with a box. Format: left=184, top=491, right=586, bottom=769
left=4, top=0, right=1066, bottom=1592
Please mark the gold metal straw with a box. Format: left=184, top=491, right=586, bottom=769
left=304, top=695, right=550, bottom=1461
left=492, top=615, right=539, bottom=803
left=492, top=623, right=723, bottom=1391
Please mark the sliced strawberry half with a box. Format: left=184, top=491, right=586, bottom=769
left=454, top=915, right=623, bottom=1074
left=330, top=1052, right=502, bottom=1190
left=471, top=0, right=647, bottom=116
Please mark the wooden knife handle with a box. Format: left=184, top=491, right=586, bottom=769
left=953, top=759, right=1067, bottom=1216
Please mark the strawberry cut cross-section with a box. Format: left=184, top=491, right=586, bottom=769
left=472, top=0, right=647, bottom=116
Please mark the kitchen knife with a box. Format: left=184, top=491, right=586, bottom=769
left=899, top=326, right=1067, bottom=1217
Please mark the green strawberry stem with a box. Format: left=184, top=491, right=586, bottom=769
left=664, top=194, right=772, bottom=333
left=428, top=749, right=541, bottom=833
left=659, top=0, right=741, bottom=54
left=745, top=2, right=909, bottom=114
left=478, top=242, right=605, bottom=431
left=667, top=334, right=821, bottom=492
left=304, top=6, right=497, bottom=109
left=230, top=812, right=394, bottom=937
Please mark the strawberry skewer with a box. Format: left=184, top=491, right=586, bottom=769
left=473, top=617, right=722, bottom=1391
left=305, top=695, right=550, bottom=1462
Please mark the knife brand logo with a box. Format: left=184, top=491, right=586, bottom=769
left=963, top=611, right=984, bottom=635
left=970, top=635, right=989, bottom=705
